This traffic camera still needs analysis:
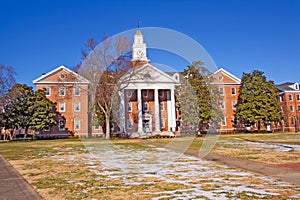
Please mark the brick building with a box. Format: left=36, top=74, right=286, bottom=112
left=276, top=82, right=300, bottom=132
left=33, top=66, right=102, bottom=137
left=212, top=68, right=241, bottom=133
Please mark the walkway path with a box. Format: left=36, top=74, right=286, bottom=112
left=0, top=155, right=41, bottom=200
left=143, top=140, right=300, bottom=186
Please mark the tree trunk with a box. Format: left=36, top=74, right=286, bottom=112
left=105, top=113, right=110, bottom=139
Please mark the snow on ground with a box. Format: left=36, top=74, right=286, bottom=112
left=56, top=141, right=300, bottom=199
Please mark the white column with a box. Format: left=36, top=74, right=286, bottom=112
left=171, top=89, right=176, bottom=131
left=137, top=88, right=143, bottom=132
left=119, top=89, right=125, bottom=133
left=154, top=89, right=160, bottom=132
left=167, top=90, right=172, bottom=131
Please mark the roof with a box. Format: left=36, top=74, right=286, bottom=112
left=276, top=82, right=300, bottom=92
left=212, top=68, right=241, bottom=84
left=33, top=65, right=90, bottom=84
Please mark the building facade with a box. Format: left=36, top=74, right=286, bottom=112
left=276, top=82, right=300, bottom=132
left=212, top=68, right=241, bottom=133
left=33, top=66, right=102, bottom=137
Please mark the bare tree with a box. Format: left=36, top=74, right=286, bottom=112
left=77, top=35, right=138, bottom=139
left=0, top=64, right=16, bottom=98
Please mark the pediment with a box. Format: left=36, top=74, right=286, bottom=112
left=125, top=63, right=179, bottom=84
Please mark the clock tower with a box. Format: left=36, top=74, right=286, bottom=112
left=131, top=29, right=149, bottom=67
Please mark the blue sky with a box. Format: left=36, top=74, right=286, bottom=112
left=0, top=0, right=299, bottom=86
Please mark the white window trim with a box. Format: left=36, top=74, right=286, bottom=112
left=160, top=102, right=164, bottom=111
left=59, top=87, right=66, bottom=96
left=74, top=87, right=80, bottom=96
left=45, top=88, right=51, bottom=96
left=43, top=126, right=50, bottom=131
left=59, top=120, right=65, bottom=131
left=127, top=119, right=133, bottom=129
left=222, top=117, right=227, bottom=126
left=74, top=102, right=80, bottom=112
left=232, top=101, right=236, bottom=109
left=289, top=95, right=293, bottom=101
left=143, top=102, right=149, bottom=111
left=220, top=87, right=224, bottom=96
left=220, top=101, right=225, bottom=110
left=128, top=102, right=132, bottom=112
left=94, top=125, right=100, bottom=130
left=74, top=119, right=80, bottom=130
left=290, top=105, right=294, bottom=112
left=59, top=102, right=65, bottom=112
left=231, top=88, right=236, bottom=95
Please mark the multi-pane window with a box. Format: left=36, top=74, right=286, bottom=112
left=74, top=87, right=80, bottom=96
left=220, top=101, right=225, bottom=109
left=221, top=116, right=226, bottom=126
left=279, top=96, right=284, bottom=102
left=59, top=102, right=65, bottom=112
left=219, top=87, right=224, bottom=96
left=74, top=119, right=80, bottom=130
left=160, top=102, right=164, bottom=111
left=291, top=117, right=295, bottom=125
left=143, top=102, right=148, bottom=111
left=74, top=102, right=80, bottom=111
left=59, top=87, right=65, bottom=96
left=160, top=118, right=165, bottom=128
left=232, top=101, right=236, bottom=109
left=290, top=105, right=294, bottom=112
left=297, top=95, right=300, bottom=101
left=59, top=120, right=65, bottom=131
left=231, top=88, right=236, bottom=95
left=45, top=88, right=50, bottom=96
left=128, top=103, right=132, bottom=112
left=159, top=90, right=163, bottom=97
left=289, top=95, right=293, bottom=101
left=298, top=105, right=300, bottom=112
left=127, top=119, right=132, bottom=129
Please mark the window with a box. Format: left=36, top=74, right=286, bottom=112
left=59, top=87, right=65, bottom=96
left=232, top=101, right=236, bottom=109
left=159, top=90, right=163, bottom=97
left=43, top=126, right=50, bottom=131
left=160, top=102, right=164, bottom=111
left=60, top=74, right=65, bottom=79
left=74, top=119, right=80, bottom=130
left=45, top=88, right=50, bottom=96
left=143, top=102, right=148, bottom=111
left=297, top=95, right=300, bottom=101
left=142, top=90, right=148, bottom=97
left=291, top=117, right=295, bottom=125
left=221, top=117, right=226, bottom=126
left=220, top=101, right=225, bottom=109
left=59, top=102, right=65, bottom=112
left=94, top=125, right=100, bottom=130
left=290, top=105, right=294, bottom=112
left=231, top=88, right=236, bottom=95
left=127, top=90, right=133, bottom=98
left=298, top=105, right=300, bottom=112
left=219, top=87, right=224, bottom=96
left=289, top=95, right=293, bottom=101
left=74, top=102, right=80, bottom=112
left=59, top=120, right=65, bottom=131
left=218, top=75, right=223, bottom=80
left=160, top=118, right=165, bottom=128
left=74, top=87, right=80, bottom=96
left=128, top=103, right=132, bottom=112
left=127, top=119, right=132, bottom=129
left=280, top=96, right=284, bottom=102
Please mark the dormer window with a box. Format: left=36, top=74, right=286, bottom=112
left=295, top=83, right=299, bottom=90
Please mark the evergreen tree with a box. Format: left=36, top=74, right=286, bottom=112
left=30, top=90, right=57, bottom=131
left=177, top=61, right=223, bottom=130
left=235, top=70, right=282, bottom=131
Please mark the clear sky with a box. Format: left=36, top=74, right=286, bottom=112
left=0, top=0, right=299, bottom=86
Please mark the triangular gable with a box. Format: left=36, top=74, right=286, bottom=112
left=213, top=68, right=241, bottom=84
left=123, top=63, right=179, bottom=84
left=33, top=65, right=89, bottom=84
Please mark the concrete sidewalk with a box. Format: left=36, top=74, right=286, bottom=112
left=0, top=155, right=41, bottom=200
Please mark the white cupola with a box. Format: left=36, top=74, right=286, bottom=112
left=132, top=29, right=149, bottom=62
